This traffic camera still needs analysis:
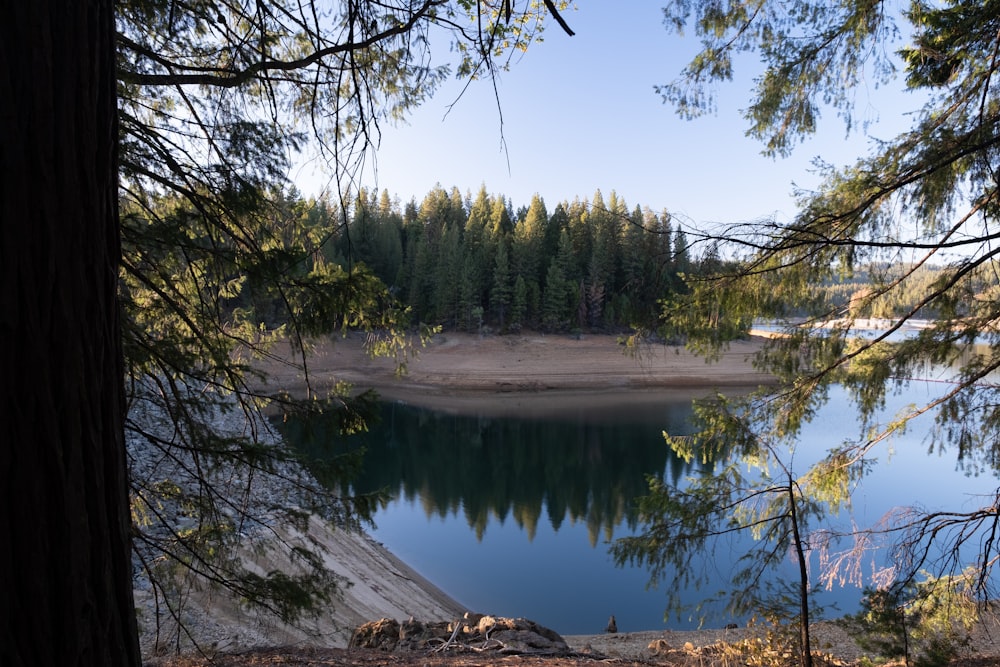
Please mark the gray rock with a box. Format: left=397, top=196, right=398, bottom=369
left=492, top=628, right=567, bottom=652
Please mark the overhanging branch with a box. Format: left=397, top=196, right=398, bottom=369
left=118, top=1, right=446, bottom=87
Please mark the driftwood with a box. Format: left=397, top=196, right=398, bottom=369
left=352, top=614, right=573, bottom=657
left=428, top=620, right=465, bottom=653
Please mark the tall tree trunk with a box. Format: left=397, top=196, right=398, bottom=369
left=1, top=1, right=141, bottom=665
left=787, top=475, right=813, bottom=667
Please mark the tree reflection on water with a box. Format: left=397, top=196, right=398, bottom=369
left=283, top=398, right=709, bottom=546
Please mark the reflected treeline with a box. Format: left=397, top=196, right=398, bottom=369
left=282, top=399, right=712, bottom=546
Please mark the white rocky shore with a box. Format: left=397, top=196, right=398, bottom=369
left=134, top=516, right=467, bottom=656
left=128, top=392, right=466, bottom=658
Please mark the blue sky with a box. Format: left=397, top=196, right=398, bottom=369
left=295, top=2, right=919, bottom=230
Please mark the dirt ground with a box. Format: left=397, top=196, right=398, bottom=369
left=145, top=621, right=1000, bottom=667
left=254, top=331, right=775, bottom=412
left=148, top=628, right=1000, bottom=667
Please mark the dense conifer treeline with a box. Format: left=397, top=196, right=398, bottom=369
left=227, top=185, right=970, bottom=339
left=300, top=185, right=698, bottom=333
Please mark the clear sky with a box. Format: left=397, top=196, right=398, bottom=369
left=294, top=2, right=918, bottom=230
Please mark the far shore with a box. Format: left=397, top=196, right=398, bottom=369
left=254, top=330, right=776, bottom=416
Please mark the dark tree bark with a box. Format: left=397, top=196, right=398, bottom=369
left=1, top=1, right=141, bottom=665
left=787, top=476, right=814, bottom=667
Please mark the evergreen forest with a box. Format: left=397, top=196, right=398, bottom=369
left=289, top=185, right=692, bottom=334
left=244, top=183, right=976, bottom=338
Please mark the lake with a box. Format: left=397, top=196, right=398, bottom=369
left=282, top=383, right=999, bottom=635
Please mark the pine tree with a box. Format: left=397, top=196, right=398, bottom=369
left=542, top=262, right=570, bottom=331
left=433, top=224, right=463, bottom=325
left=511, top=275, right=528, bottom=331
left=491, top=242, right=513, bottom=331
left=513, top=194, right=547, bottom=285
left=511, top=194, right=548, bottom=325
left=542, top=230, right=577, bottom=331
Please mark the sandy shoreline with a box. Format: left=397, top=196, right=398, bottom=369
left=257, top=331, right=774, bottom=414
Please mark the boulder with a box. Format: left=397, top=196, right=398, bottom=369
left=491, top=628, right=567, bottom=652
left=475, top=615, right=565, bottom=644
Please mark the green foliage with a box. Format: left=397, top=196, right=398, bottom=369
left=658, top=0, right=899, bottom=156
left=491, top=241, right=513, bottom=329
left=511, top=275, right=528, bottom=330
left=329, top=185, right=726, bottom=335
left=636, top=0, right=1000, bottom=639
left=840, top=571, right=979, bottom=666
left=611, top=394, right=842, bottom=653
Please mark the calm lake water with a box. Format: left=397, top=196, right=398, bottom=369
left=282, top=382, right=999, bottom=635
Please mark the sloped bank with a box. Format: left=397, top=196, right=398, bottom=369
left=135, top=516, right=466, bottom=656
left=128, top=390, right=465, bottom=658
